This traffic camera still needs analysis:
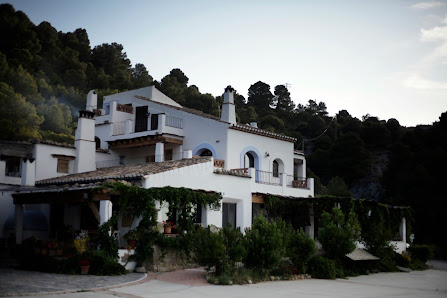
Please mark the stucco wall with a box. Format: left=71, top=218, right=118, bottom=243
left=226, top=129, right=295, bottom=175
left=143, top=159, right=253, bottom=231
left=33, top=144, right=77, bottom=181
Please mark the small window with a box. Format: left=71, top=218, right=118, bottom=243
left=1, top=156, right=21, bottom=177
left=57, top=159, right=69, bottom=173
left=104, top=103, right=110, bottom=115
left=273, top=160, right=279, bottom=177
left=95, top=137, right=101, bottom=150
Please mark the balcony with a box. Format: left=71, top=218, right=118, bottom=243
left=254, top=170, right=308, bottom=189
left=96, top=152, right=185, bottom=169
left=109, top=114, right=183, bottom=139
left=234, top=168, right=314, bottom=198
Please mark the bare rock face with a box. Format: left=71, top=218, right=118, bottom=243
left=350, top=150, right=389, bottom=201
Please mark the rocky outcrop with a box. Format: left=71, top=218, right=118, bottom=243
left=349, top=150, right=390, bottom=201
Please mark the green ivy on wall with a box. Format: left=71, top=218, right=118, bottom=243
left=95, top=182, right=222, bottom=264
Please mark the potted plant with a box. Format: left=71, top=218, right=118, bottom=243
left=123, top=229, right=140, bottom=249
left=79, top=259, right=90, bottom=275
left=163, top=221, right=176, bottom=234
left=74, top=230, right=89, bottom=253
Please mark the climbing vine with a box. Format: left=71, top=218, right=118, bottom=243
left=263, top=194, right=412, bottom=247
left=95, top=182, right=222, bottom=265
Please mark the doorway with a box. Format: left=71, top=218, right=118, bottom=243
left=222, top=203, right=236, bottom=228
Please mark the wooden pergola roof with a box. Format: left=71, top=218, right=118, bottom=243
left=108, top=134, right=183, bottom=150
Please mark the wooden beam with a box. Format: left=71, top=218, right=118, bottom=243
left=162, top=137, right=183, bottom=145
left=108, top=134, right=183, bottom=149
left=13, top=191, right=85, bottom=204
left=92, top=193, right=110, bottom=201
left=252, top=194, right=265, bottom=204
left=88, top=201, right=101, bottom=223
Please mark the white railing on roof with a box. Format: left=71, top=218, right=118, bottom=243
left=255, top=170, right=282, bottom=186
left=166, top=116, right=183, bottom=129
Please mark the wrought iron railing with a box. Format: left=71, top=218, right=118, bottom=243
left=255, top=170, right=282, bottom=186
left=286, top=175, right=308, bottom=189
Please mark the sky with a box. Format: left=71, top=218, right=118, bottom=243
left=2, top=0, right=447, bottom=127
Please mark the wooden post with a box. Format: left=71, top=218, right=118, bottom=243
left=15, top=204, right=24, bottom=244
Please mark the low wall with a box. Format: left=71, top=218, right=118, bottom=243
left=147, top=243, right=197, bottom=272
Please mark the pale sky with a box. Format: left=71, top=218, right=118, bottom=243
left=2, top=0, right=447, bottom=127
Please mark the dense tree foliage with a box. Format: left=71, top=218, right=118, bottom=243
left=1, top=4, right=446, bottom=255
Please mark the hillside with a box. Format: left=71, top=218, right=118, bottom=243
left=1, top=3, right=446, bottom=256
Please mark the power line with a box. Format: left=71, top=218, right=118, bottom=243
left=299, top=116, right=337, bottom=151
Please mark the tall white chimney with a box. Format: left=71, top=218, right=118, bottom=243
left=221, top=86, right=236, bottom=125
left=74, top=90, right=97, bottom=173
left=86, top=90, right=97, bottom=112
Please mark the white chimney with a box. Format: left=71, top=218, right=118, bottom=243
left=86, top=90, right=97, bottom=112
left=74, top=92, right=97, bottom=173
left=250, top=122, right=258, bottom=128
left=221, top=86, right=236, bottom=125
left=21, top=158, right=35, bottom=186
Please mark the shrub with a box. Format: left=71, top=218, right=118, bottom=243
left=193, top=225, right=246, bottom=275
left=84, top=251, right=127, bottom=275
left=307, top=256, right=336, bottom=279
left=318, top=205, right=360, bottom=261
left=408, top=244, right=434, bottom=263
left=244, top=216, right=286, bottom=272
left=221, top=225, right=247, bottom=272
left=193, top=227, right=226, bottom=274
left=287, top=228, right=316, bottom=273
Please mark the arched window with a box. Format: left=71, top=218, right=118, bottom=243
left=273, top=160, right=279, bottom=177
left=95, top=137, right=101, bottom=150
left=244, top=152, right=255, bottom=168
left=200, top=149, right=212, bottom=157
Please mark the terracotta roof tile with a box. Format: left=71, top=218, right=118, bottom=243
left=36, top=157, right=211, bottom=186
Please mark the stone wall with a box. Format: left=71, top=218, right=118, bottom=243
left=146, top=244, right=197, bottom=272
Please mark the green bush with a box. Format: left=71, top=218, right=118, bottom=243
left=409, top=244, right=434, bottom=263
left=80, top=251, right=126, bottom=275
left=307, top=256, right=336, bottom=279
left=287, top=228, right=316, bottom=273
left=318, top=205, right=360, bottom=261
left=193, top=225, right=246, bottom=275
left=194, top=227, right=226, bottom=274
left=244, top=216, right=286, bottom=272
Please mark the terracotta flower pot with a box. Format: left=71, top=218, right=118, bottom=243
left=127, top=239, right=137, bottom=249
left=80, top=265, right=89, bottom=275
left=164, top=226, right=172, bottom=234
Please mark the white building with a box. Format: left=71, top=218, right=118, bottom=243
left=3, top=86, right=407, bottom=253
left=5, top=86, right=315, bottom=245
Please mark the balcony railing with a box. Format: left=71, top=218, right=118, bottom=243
left=286, top=175, right=308, bottom=189
left=166, top=116, right=183, bottom=129
left=255, top=170, right=281, bottom=186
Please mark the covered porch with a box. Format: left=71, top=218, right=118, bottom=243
left=12, top=186, right=114, bottom=245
